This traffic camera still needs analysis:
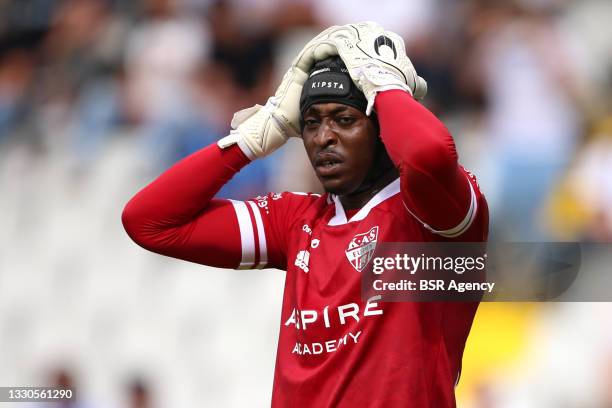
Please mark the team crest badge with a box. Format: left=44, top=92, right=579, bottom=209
left=345, top=226, right=379, bottom=272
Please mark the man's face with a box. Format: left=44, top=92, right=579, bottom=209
left=302, top=103, right=378, bottom=195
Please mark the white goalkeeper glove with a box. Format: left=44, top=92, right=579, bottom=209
left=328, top=21, right=427, bottom=115
left=217, top=27, right=339, bottom=159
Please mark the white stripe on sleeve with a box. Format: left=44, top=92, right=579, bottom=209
left=403, top=176, right=478, bottom=238
left=247, top=200, right=268, bottom=268
left=229, top=200, right=256, bottom=268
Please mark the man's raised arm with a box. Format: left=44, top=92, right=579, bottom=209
left=122, top=26, right=344, bottom=267
left=327, top=21, right=474, bottom=236
left=375, top=90, right=472, bottom=235
left=122, top=144, right=249, bottom=268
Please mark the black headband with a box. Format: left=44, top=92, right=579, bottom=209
left=299, top=57, right=369, bottom=116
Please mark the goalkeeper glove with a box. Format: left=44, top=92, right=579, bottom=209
left=327, top=21, right=427, bottom=115
left=217, top=27, right=339, bottom=159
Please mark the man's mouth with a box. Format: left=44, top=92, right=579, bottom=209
left=315, top=153, right=343, bottom=176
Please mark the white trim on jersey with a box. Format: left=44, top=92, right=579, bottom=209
left=328, top=197, right=347, bottom=225
left=327, top=175, right=478, bottom=237
left=402, top=176, right=478, bottom=238
left=229, top=200, right=256, bottom=268
left=291, top=192, right=321, bottom=198
left=328, top=179, right=401, bottom=226
left=247, top=200, right=268, bottom=268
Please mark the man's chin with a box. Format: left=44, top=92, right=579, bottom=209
left=321, top=178, right=355, bottom=196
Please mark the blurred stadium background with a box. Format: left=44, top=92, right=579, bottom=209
left=1, top=0, right=611, bottom=406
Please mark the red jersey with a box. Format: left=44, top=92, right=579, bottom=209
left=228, top=171, right=487, bottom=407
left=122, top=90, right=489, bottom=407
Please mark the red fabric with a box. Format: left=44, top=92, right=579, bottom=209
left=122, top=92, right=489, bottom=407
left=123, top=90, right=476, bottom=270
left=122, top=144, right=250, bottom=268
left=375, top=90, right=472, bottom=231
left=263, top=189, right=488, bottom=408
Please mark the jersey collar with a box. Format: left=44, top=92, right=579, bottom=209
left=327, top=178, right=400, bottom=226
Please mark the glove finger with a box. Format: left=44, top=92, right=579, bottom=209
left=382, top=30, right=407, bottom=58
left=291, top=26, right=339, bottom=68
left=294, top=42, right=322, bottom=72
left=231, top=105, right=263, bottom=129
left=294, top=24, right=361, bottom=72
left=295, top=38, right=342, bottom=73
left=353, top=21, right=385, bottom=32
left=296, top=24, right=346, bottom=61
left=328, top=35, right=360, bottom=68
left=275, top=66, right=308, bottom=96
left=312, top=42, right=338, bottom=61
left=310, top=25, right=342, bottom=43
left=414, top=76, right=428, bottom=100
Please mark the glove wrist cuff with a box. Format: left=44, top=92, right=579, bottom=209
left=374, top=84, right=412, bottom=95
left=217, top=132, right=258, bottom=161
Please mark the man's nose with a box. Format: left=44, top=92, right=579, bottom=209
left=315, top=120, right=338, bottom=147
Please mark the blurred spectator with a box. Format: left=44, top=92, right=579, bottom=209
left=545, top=116, right=612, bottom=241
left=488, top=303, right=612, bottom=408
left=36, top=0, right=124, bottom=139
left=0, top=0, right=53, bottom=145
left=466, top=1, right=587, bottom=240
left=124, top=0, right=208, bottom=124
left=207, top=0, right=276, bottom=91
left=1, top=1, right=612, bottom=407
left=561, top=0, right=612, bottom=112
left=34, top=367, right=96, bottom=408
left=0, top=49, right=36, bottom=142
left=126, top=378, right=153, bottom=408
left=124, top=0, right=210, bottom=168
left=308, top=0, right=436, bottom=44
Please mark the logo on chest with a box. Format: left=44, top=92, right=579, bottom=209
left=345, top=226, right=379, bottom=272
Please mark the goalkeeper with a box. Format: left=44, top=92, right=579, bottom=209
left=123, top=22, right=489, bottom=407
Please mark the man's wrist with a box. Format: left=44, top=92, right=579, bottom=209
left=236, top=136, right=257, bottom=161
left=376, top=86, right=413, bottom=97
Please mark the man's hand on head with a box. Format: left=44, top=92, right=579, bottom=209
left=324, top=21, right=428, bottom=115
left=216, top=26, right=341, bottom=160
left=215, top=21, right=425, bottom=159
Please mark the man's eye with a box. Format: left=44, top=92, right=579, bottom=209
left=338, top=116, right=355, bottom=125
left=304, top=119, right=319, bottom=127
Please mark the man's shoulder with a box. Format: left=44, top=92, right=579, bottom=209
left=252, top=191, right=326, bottom=204
left=248, top=191, right=329, bottom=217
left=460, top=165, right=486, bottom=199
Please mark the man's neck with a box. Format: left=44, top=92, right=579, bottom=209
left=339, top=168, right=399, bottom=211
